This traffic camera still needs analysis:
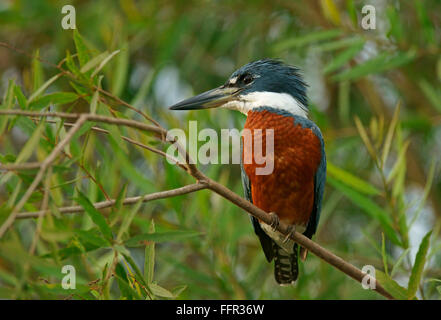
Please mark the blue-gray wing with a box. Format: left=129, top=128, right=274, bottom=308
left=293, top=116, right=327, bottom=239
left=240, top=140, right=274, bottom=262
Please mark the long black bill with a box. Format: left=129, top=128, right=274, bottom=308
left=169, top=86, right=240, bottom=110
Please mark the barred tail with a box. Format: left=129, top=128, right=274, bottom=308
left=273, top=242, right=299, bottom=285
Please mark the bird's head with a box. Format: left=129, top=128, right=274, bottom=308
left=169, top=59, right=309, bottom=117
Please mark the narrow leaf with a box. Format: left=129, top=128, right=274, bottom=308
left=408, top=230, right=432, bottom=299
left=381, top=233, right=389, bottom=275
left=381, top=102, right=401, bottom=167
left=376, top=270, right=408, bottom=300
left=28, top=74, right=62, bottom=103
left=323, top=40, right=364, bottom=74
left=355, top=116, right=378, bottom=161
left=73, top=30, right=90, bottom=67
left=91, top=50, right=120, bottom=78
left=274, top=29, right=342, bottom=52
left=15, top=119, right=45, bottom=164
left=327, top=162, right=381, bottom=195
left=149, top=283, right=175, bottom=298
left=328, top=177, right=401, bottom=245
left=29, top=92, right=78, bottom=110
left=333, top=50, right=416, bottom=81
left=32, top=50, right=44, bottom=91
left=13, top=85, right=27, bottom=109
left=116, top=199, right=143, bottom=242
left=144, top=221, right=155, bottom=284
left=391, top=248, right=410, bottom=277
left=75, top=190, right=113, bottom=241
left=80, top=51, right=109, bottom=73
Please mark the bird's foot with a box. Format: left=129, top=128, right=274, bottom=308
left=283, top=225, right=296, bottom=244
left=268, top=212, right=279, bottom=232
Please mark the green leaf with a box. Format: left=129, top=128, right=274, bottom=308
left=414, top=0, right=434, bottom=45
left=381, top=102, right=401, bottom=168
left=73, top=30, right=90, bottom=67
left=376, top=270, right=408, bottom=300
left=111, top=42, right=129, bottom=96
left=418, top=79, right=441, bottom=113
left=346, top=0, right=357, bottom=26
left=90, top=78, right=101, bottom=114
left=381, top=233, right=389, bottom=275
left=333, top=49, right=417, bottom=81
left=171, top=285, right=188, bottom=298
left=327, top=162, right=381, bottom=195
left=0, top=269, right=17, bottom=286
left=386, top=6, right=403, bottom=41
left=121, top=253, right=148, bottom=287
left=32, top=49, right=44, bottom=92
left=2, top=79, right=15, bottom=109
left=75, top=228, right=111, bottom=248
left=13, top=85, right=27, bottom=109
left=126, top=230, right=203, bottom=247
left=315, top=36, right=361, bottom=52
left=100, top=108, right=128, bottom=154
left=29, top=92, right=78, bottom=110
left=144, top=221, right=155, bottom=284
left=28, top=74, right=62, bottom=103
left=111, top=184, right=127, bottom=219
left=116, top=199, right=143, bottom=242
left=0, top=80, right=15, bottom=134
left=387, top=140, right=410, bottom=183
left=149, top=283, right=175, bottom=298
left=75, top=190, right=113, bottom=241
left=338, top=80, right=350, bottom=124
left=15, top=119, right=45, bottom=164
left=115, top=263, right=135, bottom=299
left=391, top=248, right=410, bottom=277
left=80, top=51, right=110, bottom=73
left=274, top=29, right=342, bottom=52
left=328, top=176, right=401, bottom=245
left=323, top=40, right=364, bottom=74
left=91, top=50, right=120, bottom=78
left=354, top=116, right=378, bottom=161
left=65, top=50, right=81, bottom=76
left=408, top=230, right=432, bottom=299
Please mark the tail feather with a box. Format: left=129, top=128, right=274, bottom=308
left=273, top=242, right=299, bottom=285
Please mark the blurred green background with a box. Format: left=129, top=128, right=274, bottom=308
left=0, top=0, right=440, bottom=299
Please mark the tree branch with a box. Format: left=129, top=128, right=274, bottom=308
left=15, top=183, right=207, bottom=219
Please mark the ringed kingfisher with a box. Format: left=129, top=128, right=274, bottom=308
left=169, top=59, right=326, bottom=285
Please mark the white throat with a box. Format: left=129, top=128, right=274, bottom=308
left=223, top=91, right=308, bottom=118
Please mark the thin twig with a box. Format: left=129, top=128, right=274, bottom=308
left=56, top=120, right=185, bottom=169
left=0, top=162, right=41, bottom=170
left=15, top=183, right=207, bottom=219
left=0, top=110, right=164, bottom=136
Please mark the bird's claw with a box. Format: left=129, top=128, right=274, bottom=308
left=283, top=225, right=296, bottom=244
left=268, top=212, right=279, bottom=231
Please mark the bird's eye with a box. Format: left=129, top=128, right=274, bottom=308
left=239, top=73, right=253, bottom=85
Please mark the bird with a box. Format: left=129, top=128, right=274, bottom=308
left=169, top=59, right=326, bottom=285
